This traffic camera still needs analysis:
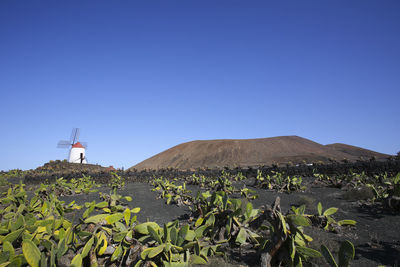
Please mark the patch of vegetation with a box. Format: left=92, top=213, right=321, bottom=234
left=312, top=202, right=356, bottom=232
left=254, top=170, right=306, bottom=192
left=314, top=171, right=400, bottom=210
left=108, top=172, right=125, bottom=190
left=0, top=169, right=27, bottom=186
left=0, top=179, right=357, bottom=267
left=185, top=171, right=239, bottom=193
left=0, top=177, right=9, bottom=187
left=39, top=175, right=99, bottom=196
left=321, top=240, right=355, bottom=267
left=151, top=177, right=193, bottom=206
left=0, top=169, right=27, bottom=179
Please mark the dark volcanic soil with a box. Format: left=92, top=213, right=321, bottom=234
left=54, top=180, right=400, bottom=267
left=58, top=183, right=191, bottom=225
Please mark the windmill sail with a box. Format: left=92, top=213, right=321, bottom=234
left=57, top=140, right=71, bottom=148
left=70, top=128, right=80, bottom=144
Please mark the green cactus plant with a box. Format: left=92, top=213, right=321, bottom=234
left=314, top=202, right=356, bottom=231
left=321, top=240, right=355, bottom=267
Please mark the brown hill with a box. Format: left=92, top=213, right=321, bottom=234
left=325, top=143, right=388, bottom=160
left=130, top=136, right=390, bottom=170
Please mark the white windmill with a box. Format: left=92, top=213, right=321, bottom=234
left=57, top=128, right=88, bottom=164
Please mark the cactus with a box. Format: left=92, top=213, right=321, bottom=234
left=321, top=240, right=355, bottom=267
left=0, top=172, right=360, bottom=267
left=314, top=202, right=356, bottom=231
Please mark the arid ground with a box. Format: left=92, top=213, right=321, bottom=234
left=3, top=159, right=400, bottom=266
left=42, top=178, right=400, bottom=267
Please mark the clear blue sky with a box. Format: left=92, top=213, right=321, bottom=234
left=1, top=0, right=399, bottom=171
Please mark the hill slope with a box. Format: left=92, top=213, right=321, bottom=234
left=325, top=143, right=388, bottom=159
left=130, top=136, right=389, bottom=170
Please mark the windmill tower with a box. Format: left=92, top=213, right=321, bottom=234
left=57, top=128, right=88, bottom=164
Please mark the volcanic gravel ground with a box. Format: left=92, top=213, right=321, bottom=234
left=57, top=183, right=191, bottom=225
left=8, top=179, right=400, bottom=267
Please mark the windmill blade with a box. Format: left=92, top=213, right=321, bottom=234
left=57, top=140, right=71, bottom=148
left=80, top=142, right=88, bottom=149
left=74, top=128, right=80, bottom=143
left=69, top=128, right=76, bottom=143
left=70, top=128, right=80, bottom=144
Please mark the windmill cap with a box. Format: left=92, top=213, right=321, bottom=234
left=72, top=142, right=84, bottom=148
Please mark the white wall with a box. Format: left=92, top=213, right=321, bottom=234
left=68, top=147, right=87, bottom=164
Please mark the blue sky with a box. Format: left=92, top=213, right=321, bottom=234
left=1, top=0, right=399, bottom=171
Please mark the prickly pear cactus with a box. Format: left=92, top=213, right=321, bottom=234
left=321, top=240, right=355, bottom=267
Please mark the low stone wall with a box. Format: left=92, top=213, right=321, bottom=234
left=21, top=159, right=400, bottom=184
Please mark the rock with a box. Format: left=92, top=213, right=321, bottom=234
left=386, top=196, right=400, bottom=211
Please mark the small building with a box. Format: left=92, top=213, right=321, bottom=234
left=69, top=142, right=87, bottom=164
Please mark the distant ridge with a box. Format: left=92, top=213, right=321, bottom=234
left=130, top=136, right=389, bottom=170
left=325, top=143, right=386, bottom=159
